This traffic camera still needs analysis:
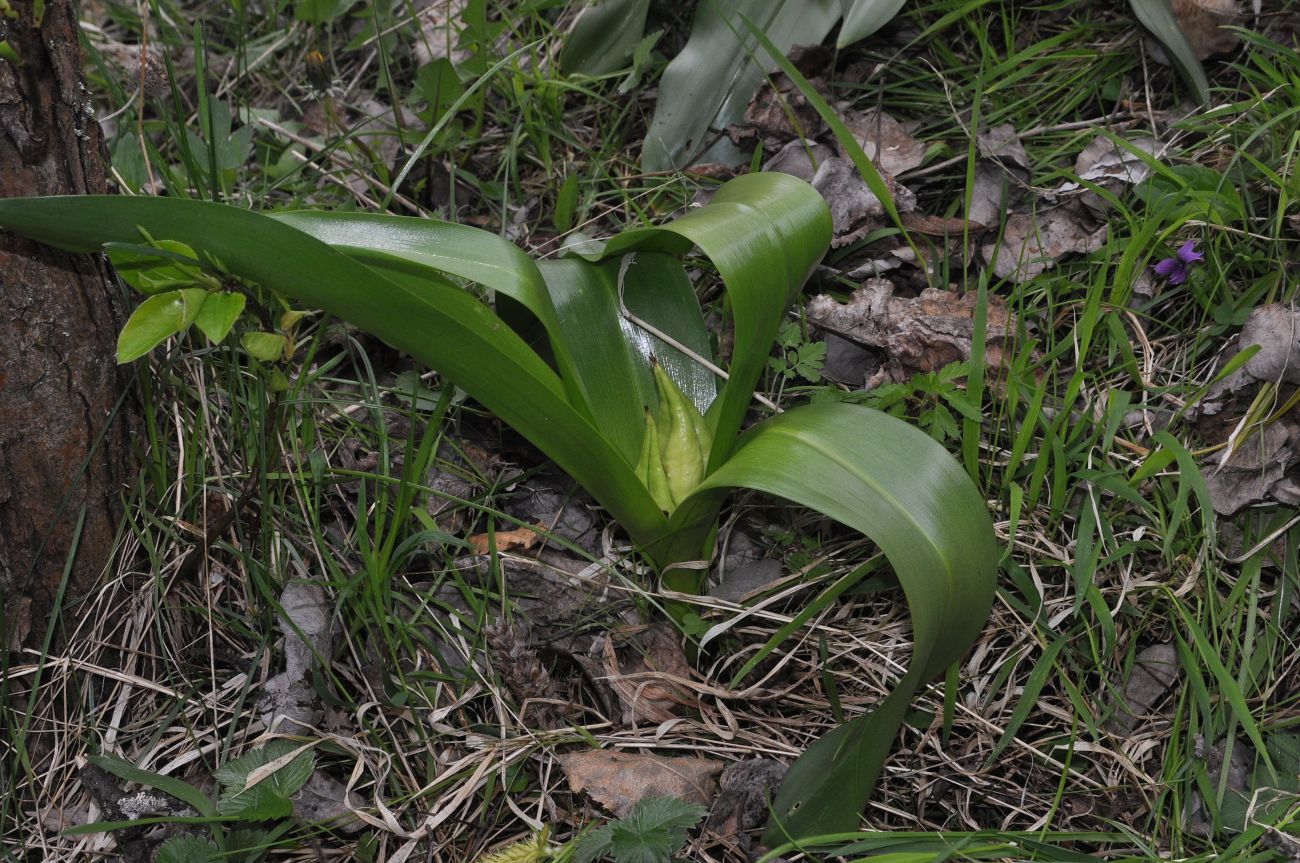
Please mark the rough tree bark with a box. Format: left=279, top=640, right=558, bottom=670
left=0, top=0, right=138, bottom=648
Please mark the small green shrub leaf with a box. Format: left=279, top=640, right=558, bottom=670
left=573, top=797, right=705, bottom=863
left=116, top=288, right=207, bottom=362
left=241, top=331, right=288, bottom=361
left=108, top=239, right=214, bottom=295
left=193, top=291, right=246, bottom=344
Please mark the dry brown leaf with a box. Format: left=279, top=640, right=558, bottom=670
left=981, top=202, right=1107, bottom=282
left=762, top=139, right=834, bottom=182
left=1203, top=420, right=1300, bottom=516
left=900, top=212, right=985, bottom=236
left=1105, top=643, right=1180, bottom=734
left=293, top=770, right=364, bottom=834
left=558, top=750, right=723, bottom=816
left=469, top=521, right=545, bottom=555
left=413, top=0, right=473, bottom=67
left=839, top=108, right=927, bottom=175
left=977, top=123, right=1030, bottom=170
left=810, top=157, right=916, bottom=248
left=742, top=74, right=826, bottom=141
left=1072, top=136, right=1158, bottom=186
left=807, top=279, right=1017, bottom=385
left=601, top=623, right=697, bottom=724
left=1172, top=0, right=1244, bottom=60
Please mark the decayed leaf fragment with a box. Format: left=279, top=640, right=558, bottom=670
left=982, top=201, right=1108, bottom=282
left=1105, top=643, right=1181, bottom=734
left=1203, top=420, right=1300, bottom=516
left=558, top=750, right=722, bottom=817
left=1172, top=0, right=1244, bottom=59
left=599, top=622, right=697, bottom=724
left=1196, top=304, right=1300, bottom=514
left=806, top=279, right=1017, bottom=385
left=809, top=156, right=916, bottom=247
left=258, top=580, right=335, bottom=732
left=838, top=107, right=926, bottom=175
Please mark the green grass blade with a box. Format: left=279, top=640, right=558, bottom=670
left=676, top=401, right=998, bottom=839
left=267, top=210, right=605, bottom=438
left=88, top=754, right=216, bottom=817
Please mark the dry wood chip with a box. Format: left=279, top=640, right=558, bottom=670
left=469, top=521, right=546, bottom=555
left=558, top=750, right=723, bottom=817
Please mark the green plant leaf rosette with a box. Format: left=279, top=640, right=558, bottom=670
left=0, top=172, right=997, bottom=838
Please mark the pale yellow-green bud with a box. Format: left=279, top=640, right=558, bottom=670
left=645, top=359, right=712, bottom=510
left=636, top=408, right=676, bottom=513
left=474, top=827, right=554, bottom=863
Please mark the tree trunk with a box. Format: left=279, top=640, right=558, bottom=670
left=0, top=0, right=138, bottom=648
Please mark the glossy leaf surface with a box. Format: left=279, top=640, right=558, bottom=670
left=675, top=401, right=999, bottom=840
left=641, top=0, right=840, bottom=171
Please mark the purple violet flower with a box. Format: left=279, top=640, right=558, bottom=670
left=1153, top=239, right=1203, bottom=285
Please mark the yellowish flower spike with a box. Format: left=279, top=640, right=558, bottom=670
left=475, top=826, right=554, bottom=863
left=652, top=359, right=710, bottom=508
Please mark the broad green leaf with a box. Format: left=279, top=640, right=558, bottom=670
left=266, top=210, right=596, bottom=422
left=838, top=0, right=906, bottom=47
left=1128, top=0, right=1210, bottom=105
left=242, top=331, right=288, bottom=361
left=607, top=172, right=832, bottom=466
left=0, top=195, right=667, bottom=544
left=275, top=172, right=828, bottom=472
left=116, top=288, right=207, bottom=362
left=561, top=0, right=651, bottom=76
left=666, top=401, right=998, bottom=840
left=194, top=291, right=246, bottom=344
left=641, top=0, right=841, bottom=171
left=87, top=754, right=216, bottom=817
left=532, top=251, right=715, bottom=461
